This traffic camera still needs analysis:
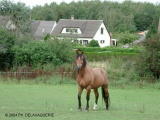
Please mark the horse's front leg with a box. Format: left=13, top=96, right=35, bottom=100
left=85, top=87, right=91, bottom=111
left=78, top=86, right=83, bottom=110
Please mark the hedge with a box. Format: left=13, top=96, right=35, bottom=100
left=76, top=47, right=142, bottom=53
left=85, top=51, right=139, bottom=61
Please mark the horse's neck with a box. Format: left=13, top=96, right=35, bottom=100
left=78, top=66, right=88, bottom=77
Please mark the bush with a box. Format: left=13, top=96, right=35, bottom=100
left=138, top=34, right=160, bottom=79
left=12, top=38, right=74, bottom=67
left=77, top=47, right=142, bottom=53
left=113, top=32, right=139, bottom=45
left=88, top=40, right=99, bottom=47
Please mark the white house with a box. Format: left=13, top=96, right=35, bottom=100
left=51, top=18, right=111, bottom=47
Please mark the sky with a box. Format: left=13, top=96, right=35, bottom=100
left=12, top=0, right=160, bottom=7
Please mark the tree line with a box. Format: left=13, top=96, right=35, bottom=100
left=0, top=0, right=160, bottom=33
left=31, top=0, right=160, bottom=33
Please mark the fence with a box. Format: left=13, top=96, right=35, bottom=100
left=0, top=68, right=74, bottom=80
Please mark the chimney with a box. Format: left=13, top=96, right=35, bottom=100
left=71, top=15, right=74, bottom=20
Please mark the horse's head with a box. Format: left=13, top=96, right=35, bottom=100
left=75, top=49, right=86, bottom=70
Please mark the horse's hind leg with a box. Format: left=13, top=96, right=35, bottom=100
left=78, top=86, right=83, bottom=110
left=93, top=88, right=99, bottom=110
left=85, top=87, right=91, bottom=111
left=102, top=85, right=109, bottom=110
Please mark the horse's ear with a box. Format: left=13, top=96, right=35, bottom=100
left=81, top=51, right=84, bottom=54
left=76, top=49, right=79, bottom=55
left=76, top=49, right=82, bottom=55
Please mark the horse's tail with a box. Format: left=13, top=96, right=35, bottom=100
left=101, top=87, right=110, bottom=109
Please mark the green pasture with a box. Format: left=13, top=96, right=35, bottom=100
left=0, top=83, right=160, bottom=120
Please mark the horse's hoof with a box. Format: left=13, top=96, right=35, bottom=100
left=106, top=108, right=109, bottom=111
left=93, top=104, right=98, bottom=110
left=85, top=108, right=89, bottom=112
left=78, top=108, right=82, bottom=111
left=85, top=109, right=89, bottom=112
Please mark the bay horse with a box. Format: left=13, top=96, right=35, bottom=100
left=75, top=49, right=110, bottom=111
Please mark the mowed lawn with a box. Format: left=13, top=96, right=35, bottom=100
left=0, top=83, right=160, bottom=120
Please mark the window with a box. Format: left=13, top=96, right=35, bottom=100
left=100, top=40, right=105, bottom=44
left=66, top=28, right=78, bottom=33
left=74, top=40, right=78, bottom=43
left=66, top=28, right=69, bottom=32
left=83, top=40, right=88, bottom=45
left=112, top=39, right=117, bottom=46
left=79, top=40, right=82, bottom=44
left=101, top=28, right=104, bottom=34
left=72, top=29, right=78, bottom=33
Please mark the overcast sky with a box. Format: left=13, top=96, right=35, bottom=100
left=12, top=0, right=160, bottom=7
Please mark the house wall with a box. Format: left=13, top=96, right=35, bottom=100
left=93, top=22, right=111, bottom=47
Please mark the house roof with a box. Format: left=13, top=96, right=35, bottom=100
left=51, top=19, right=103, bottom=38
left=31, top=20, right=56, bottom=39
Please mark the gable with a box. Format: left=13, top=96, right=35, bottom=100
left=31, top=20, right=56, bottom=39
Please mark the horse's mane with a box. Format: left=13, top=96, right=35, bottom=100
left=76, top=54, right=87, bottom=68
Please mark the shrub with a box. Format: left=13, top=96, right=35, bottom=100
left=12, top=38, right=74, bottom=67
left=88, top=40, right=99, bottom=47
left=44, top=34, right=51, bottom=41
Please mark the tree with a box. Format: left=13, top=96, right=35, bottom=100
left=138, top=17, right=160, bottom=79
left=134, top=13, right=153, bottom=31
left=146, top=16, right=159, bottom=38
left=134, top=4, right=157, bottom=31
left=0, top=0, right=31, bottom=34
left=113, top=32, right=138, bottom=45
left=141, top=34, right=160, bottom=79
left=30, top=0, right=160, bottom=33
left=0, top=28, right=16, bottom=70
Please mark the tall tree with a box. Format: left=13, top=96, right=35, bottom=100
left=0, top=0, right=31, bottom=34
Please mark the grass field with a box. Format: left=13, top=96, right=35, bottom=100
left=0, top=83, right=160, bottom=120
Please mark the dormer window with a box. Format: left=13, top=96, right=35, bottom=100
left=66, top=28, right=78, bottom=33
left=101, top=28, right=104, bottom=34
left=61, top=27, right=81, bottom=34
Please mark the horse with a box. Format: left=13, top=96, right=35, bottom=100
left=75, top=49, right=110, bottom=111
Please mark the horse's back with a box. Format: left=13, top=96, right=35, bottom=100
left=92, top=67, right=109, bottom=87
